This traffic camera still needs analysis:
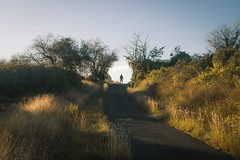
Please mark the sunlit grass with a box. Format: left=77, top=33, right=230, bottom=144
left=209, top=110, right=240, bottom=156
left=0, top=95, right=69, bottom=160
left=128, top=82, right=240, bottom=158
left=0, top=82, right=132, bottom=160
left=21, top=94, right=58, bottom=113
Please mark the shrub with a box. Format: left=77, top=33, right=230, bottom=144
left=0, top=65, right=80, bottom=101
left=129, top=58, right=240, bottom=158
left=212, top=48, right=235, bottom=68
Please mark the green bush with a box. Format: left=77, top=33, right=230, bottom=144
left=212, top=48, right=235, bottom=68
left=227, top=50, right=240, bottom=69
left=0, top=65, right=80, bottom=100
left=190, top=66, right=240, bottom=88
left=130, top=54, right=240, bottom=158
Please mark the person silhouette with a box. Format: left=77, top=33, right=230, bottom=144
left=120, top=74, right=124, bottom=84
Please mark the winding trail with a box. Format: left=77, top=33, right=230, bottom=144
left=104, top=84, right=236, bottom=160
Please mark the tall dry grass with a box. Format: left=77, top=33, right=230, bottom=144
left=166, top=101, right=240, bottom=157
left=0, top=94, right=71, bottom=160
left=0, top=82, right=132, bottom=160
left=129, top=83, right=240, bottom=158
left=106, top=123, right=132, bottom=160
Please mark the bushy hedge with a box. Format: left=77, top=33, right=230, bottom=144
left=132, top=57, right=240, bottom=158
left=0, top=65, right=80, bottom=100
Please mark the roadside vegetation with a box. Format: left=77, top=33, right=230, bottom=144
left=0, top=82, right=132, bottom=160
left=0, top=35, right=132, bottom=160
left=127, top=22, right=240, bottom=158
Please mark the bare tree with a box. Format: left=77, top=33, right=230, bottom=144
left=125, top=33, right=164, bottom=83
left=24, top=33, right=58, bottom=65
left=125, top=33, right=148, bottom=69
left=207, top=22, right=240, bottom=51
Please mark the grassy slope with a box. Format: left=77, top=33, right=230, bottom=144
left=0, top=81, right=132, bottom=160
left=128, top=67, right=240, bottom=159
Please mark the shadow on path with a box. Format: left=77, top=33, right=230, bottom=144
left=105, top=84, right=236, bottom=160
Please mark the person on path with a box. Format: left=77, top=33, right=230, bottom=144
left=120, top=74, right=124, bottom=84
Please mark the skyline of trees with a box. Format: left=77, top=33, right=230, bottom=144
left=124, top=22, right=240, bottom=85
left=1, top=33, right=118, bottom=81
left=1, top=21, right=239, bottom=83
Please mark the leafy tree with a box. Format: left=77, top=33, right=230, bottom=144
left=23, top=33, right=87, bottom=72
left=51, top=37, right=81, bottom=71
left=80, top=39, right=118, bottom=81
left=125, top=33, right=164, bottom=84
left=207, top=22, right=240, bottom=68
left=169, top=46, right=191, bottom=66
left=22, top=34, right=118, bottom=81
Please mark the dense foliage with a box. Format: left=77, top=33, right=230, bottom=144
left=79, top=40, right=118, bottom=81
left=128, top=22, right=240, bottom=158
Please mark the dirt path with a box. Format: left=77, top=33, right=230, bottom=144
left=104, top=84, right=236, bottom=160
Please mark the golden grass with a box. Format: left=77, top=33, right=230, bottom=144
left=128, top=82, right=240, bottom=158
left=0, top=94, right=72, bottom=160
left=209, top=110, right=240, bottom=156
left=21, top=94, right=58, bottom=113
left=0, top=82, right=133, bottom=160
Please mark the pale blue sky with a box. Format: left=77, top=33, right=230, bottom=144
left=0, top=0, right=239, bottom=82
